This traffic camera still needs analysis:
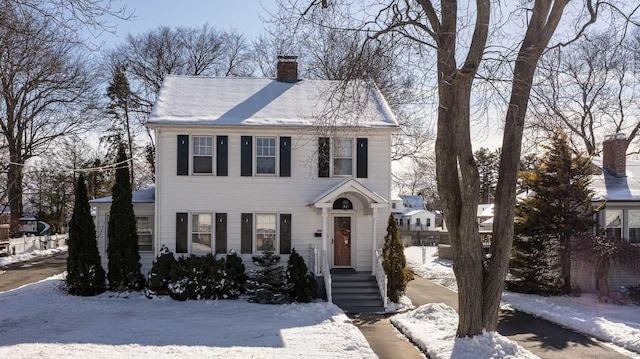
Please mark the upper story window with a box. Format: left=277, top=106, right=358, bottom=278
left=256, top=137, right=276, bottom=175
left=333, top=138, right=353, bottom=176
left=193, top=136, right=213, bottom=174
left=318, top=137, right=367, bottom=178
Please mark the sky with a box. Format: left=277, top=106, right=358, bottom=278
left=98, top=1, right=278, bottom=47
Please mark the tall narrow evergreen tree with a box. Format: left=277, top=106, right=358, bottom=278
left=511, top=130, right=594, bottom=294
left=382, top=214, right=411, bottom=303
left=66, top=173, right=106, bottom=296
left=107, top=145, right=145, bottom=291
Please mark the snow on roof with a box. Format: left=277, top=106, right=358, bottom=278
left=90, top=187, right=155, bottom=204
left=478, top=204, right=494, bottom=218
left=147, top=75, right=399, bottom=128
left=590, top=157, right=640, bottom=201
left=399, top=195, right=426, bottom=210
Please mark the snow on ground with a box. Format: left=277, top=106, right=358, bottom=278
left=391, top=303, right=537, bottom=359
left=0, top=245, right=68, bottom=267
left=0, top=275, right=375, bottom=359
left=404, top=246, right=640, bottom=355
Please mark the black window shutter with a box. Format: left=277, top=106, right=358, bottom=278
left=176, top=212, right=188, bottom=253
left=215, top=213, right=227, bottom=254
left=241, top=213, right=253, bottom=254
left=318, top=137, right=330, bottom=178
left=241, top=136, right=252, bottom=176
left=357, top=138, right=368, bottom=178
left=177, top=135, right=189, bottom=176
left=280, top=136, right=291, bottom=177
left=279, top=214, right=291, bottom=254
left=217, top=136, right=228, bottom=176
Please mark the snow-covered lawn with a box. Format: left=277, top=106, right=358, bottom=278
left=0, top=245, right=68, bottom=267
left=0, top=274, right=375, bottom=359
left=403, top=246, right=640, bottom=355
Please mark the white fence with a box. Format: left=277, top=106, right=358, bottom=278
left=1, top=234, right=68, bottom=255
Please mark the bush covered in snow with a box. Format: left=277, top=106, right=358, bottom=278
left=147, top=246, right=247, bottom=301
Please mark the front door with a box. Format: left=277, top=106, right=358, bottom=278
left=333, top=216, right=352, bottom=266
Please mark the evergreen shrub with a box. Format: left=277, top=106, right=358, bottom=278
left=382, top=214, right=412, bottom=302
left=628, top=285, right=640, bottom=305
left=287, top=248, right=317, bottom=303
left=66, top=174, right=106, bottom=296
left=147, top=247, right=247, bottom=301
left=246, top=251, right=293, bottom=304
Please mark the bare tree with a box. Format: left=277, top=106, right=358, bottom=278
left=0, top=5, right=98, bottom=234
left=258, top=14, right=434, bottom=161
left=5, top=0, right=132, bottom=44
left=276, top=0, right=627, bottom=337
left=111, top=25, right=254, bottom=111
left=529, top=31, right=640, bottom=155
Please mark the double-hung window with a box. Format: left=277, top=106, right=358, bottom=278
left=605, top=209, right=623, bottom=238
left=256, top=137, right=276, bottom=175
left=629, top=210, right=640, bottom=244
left=136, top=216, right=153, bottom=251
left=193, top=136, right=213, bottom=174
left=256, top=214, right=276, bottom=251
left=333, top=138, right=353, bottom=176
left=191, top=213, right=212, bottom=254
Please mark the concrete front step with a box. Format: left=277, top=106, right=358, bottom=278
left=331, top=271, right=385, bottom=313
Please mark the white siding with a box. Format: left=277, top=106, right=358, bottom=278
left=154, top=127, right=393, bottom=272
left=93, top=203, right=155, bottom=276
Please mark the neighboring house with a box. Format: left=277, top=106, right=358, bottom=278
left=573, top=133, right=640, bottom=292
left=93, top=57, right=398, bottom=277
left=391, top=195, right=436, bottom=232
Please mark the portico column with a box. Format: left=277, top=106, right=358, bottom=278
left=321, top=207, right=328, bottom=270
left=371, top=207, right=379, bottom=275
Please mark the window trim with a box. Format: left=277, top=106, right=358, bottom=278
left=628, top=209, right=640, bottom=244
left=332, top=138, right=354, bottom=177
left=192, top=135, right=214, bottom=175
left=135, top=215, right=154, bottom=252
left=255, top=213, right=278, bottom=253
left=190, top=212, right=213, bottom=254
left=255, top=136, right=278, bottom=176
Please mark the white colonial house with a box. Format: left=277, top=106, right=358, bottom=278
left=391, top=195, right=436, bottom=231
left=92, top=57, right=398, bottom=305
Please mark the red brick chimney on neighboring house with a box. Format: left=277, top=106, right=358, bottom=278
left=602, top=133, right=628, bottom=177
left=276, top=55, right=298, bottom=83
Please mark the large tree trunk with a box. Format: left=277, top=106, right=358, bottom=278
left=435, top=0, right=489, bottom=337
left=7, top=149, right=24, bottom=236
left=484, top=0, right=570, bottom=331
left=435, top=0, right=571, bottom=336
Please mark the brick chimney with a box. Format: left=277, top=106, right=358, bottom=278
left=276, top=55, right=298, bottom=83
left=602, top=133, right=627, bottom=177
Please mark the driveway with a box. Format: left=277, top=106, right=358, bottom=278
left=0, top=252, right=68, bottom=292
left=406, top=276, right=631, bottom=359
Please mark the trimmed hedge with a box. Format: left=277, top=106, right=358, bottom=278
left=147, top=246, right=246, bottom=301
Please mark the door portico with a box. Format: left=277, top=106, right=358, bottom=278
left=311, top=179, right=388, bottom=271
